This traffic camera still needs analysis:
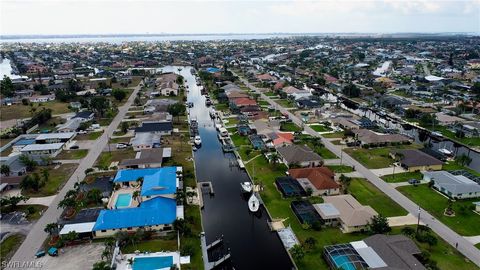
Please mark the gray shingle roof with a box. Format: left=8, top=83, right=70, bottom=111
left=276, top=144, right=322, bottom=164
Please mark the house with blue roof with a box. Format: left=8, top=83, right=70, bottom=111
left=93, top=196, right=179, bottom=238
left=113, top=167, right=180, bottom=200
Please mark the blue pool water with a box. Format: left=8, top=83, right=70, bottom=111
left=332, top=255, right=356, bottom=270
left=132, top=256, right=174, bottom=270
left=115, top=193, right=132, bottom=208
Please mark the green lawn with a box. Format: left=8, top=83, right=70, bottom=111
left=276, top=99, right=296, bottom=108
left=398, top=184, right=480, bottom=236
left=0, top=234, right=25, bottom=263
left=322, top=131, right=344, bottom=138
left=75, top=131, right=104, bottom=141
left=230, top=133, right=250, bottom=147
left=280, top=122, right=302, bottom=132
left=390, top=226, right=479, bottom=270
left=258, top=100, right=270, bottom=106
left=264, top=92, right=278, bottom=97
left=315, top=147, right=337, bottom=159
left=476, top=243, right=480, bottom=250
left=16, top=204, right=47, bottom=221
left=214, top=103, right=229, bottom=112
left=381, top=171, right=423, bottom=183
left=422, top=124, right=480, bottom=147
left=309, top=124, right=333, bottom=133
left=0, top=101, right=71, bottom=121
left=349, top=178, right=407, bottom=217
left=121, top=234, right=178, bottom=253
left=95, top=149, right=136, bottom=169
left=55, top=149, right=88, bottom=160
left=22, top=163, right=77, bottom=197
left=327, top=165, right=354, bottom=173
left=224, top=117, right=239, bottom=126
left=443, top=162, right=480, bottom=177
left=344, top=145, right=421, bottom=169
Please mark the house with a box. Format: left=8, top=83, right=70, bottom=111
left=288, top=167, right=340, bottom=196
left=135, top=122, right=173, bottom=135
left=352, top=129, right=411, bottom=147
left=130, top=132, right=161, bottom=151
left=0, top=154, right=27, bottom=176
left=119, top=148, right=172, bottom=169
left=35, top=132, right=76, bottom=144
left=318, top=194, right=378, bottom=233
left=391, top=149, right=443, bottom=172
left=474, top=202, right=480, bottom=212
left=144, top=99, right=178, bottom=113
left=28, top=94, right=55, bottom=103
left=57, top=118, right=83, bottom=133
left=12, top=139, right=36, bottom=152
left=276, top=144, right=323, bottom=168
left=231, top=97, right=257, bottom=108
left=296, top=98, right=321, bottom=109
left=20, top=143, right=64, bottom=157
left=73, top=111, right=94, bottom=121
left=156, top=73, right=180, bottom=96
left=423, top=171, right=480, bottom=199
left=324, top=234, right=425, bottom=270
left=0, top=176, right=24, bottom=193
left=267, top=132, right=294, bottom=147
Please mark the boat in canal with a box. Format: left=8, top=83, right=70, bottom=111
left=248, top=193, right=260, bottom=212
left=241, top=182, right=253, bottom=193
left=194, top=135, right=202, bottom=146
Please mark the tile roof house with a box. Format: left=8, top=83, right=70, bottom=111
left=276, top=144, right=323, bottom=168
left=391, top=149, right=443, bottom=172
left=267, top=132, right=294, bottom=146
left=352, top=129, right=411, bottom=147
left=231, top=97, right=258, bottom=108
left=423, top=171, right=480, bottom=199
left=288, top=167, right=340, bottom=196
left=321, top=194, right=378, bottom=233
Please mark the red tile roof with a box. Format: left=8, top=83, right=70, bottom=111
left=232, top=97, right=257, bottom=107
left=288, top=167, right=339, bottom=190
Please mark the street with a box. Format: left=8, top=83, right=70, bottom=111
left=6, top=82, right=143, bottom=269
left=237, top=74, right=480, bottom=267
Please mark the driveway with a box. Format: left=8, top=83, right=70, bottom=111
left=7, top=82, right=143, bottom=269
left=236, top=73, right=480, bottom=267
left=35, top=243, right=104, bottom=270
left=370, top=166, right=407, bottom=177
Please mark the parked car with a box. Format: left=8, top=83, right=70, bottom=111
left=70, top=145, right=79, bottom=149
left=116, top=143, right=127, bottom=149
left=408, top=179, right=420, bottom=185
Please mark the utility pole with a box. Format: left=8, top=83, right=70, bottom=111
left=416, top=206, right=421, bottom=234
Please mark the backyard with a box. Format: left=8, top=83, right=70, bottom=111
left=349, top=178, right=407, bottom=217
left=397, top=184, right=480, bottom=236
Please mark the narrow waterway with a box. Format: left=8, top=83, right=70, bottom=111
left=163, top=66, right=294, bottom=270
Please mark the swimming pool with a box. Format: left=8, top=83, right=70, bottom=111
left=115, top=193, right=132, bottom=208
left=332, top=254, right=357, bottom=270
left=132, top=255, right=174, bottom=270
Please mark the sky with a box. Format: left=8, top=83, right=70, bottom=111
left=0, top=0, right=479, bottom=35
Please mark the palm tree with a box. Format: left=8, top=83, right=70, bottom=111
left=41, top=168, right=49, bottom=183
left=92, top=261, right=111, bottom=270
left=270, top=152, right=279, bottom=164
left=132, top=190, right=141, bottom=204
left=58, top=196, right=76, bottom=209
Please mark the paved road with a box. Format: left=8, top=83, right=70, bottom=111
left=237, top=74, right=480, bottom=267
left=6, top=82, right=143, bottom=269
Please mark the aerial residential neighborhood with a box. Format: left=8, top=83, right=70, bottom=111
left=0, top=1, right=480, bottom=270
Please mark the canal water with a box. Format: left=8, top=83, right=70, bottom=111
left=162, top=66, right=294, bottom=270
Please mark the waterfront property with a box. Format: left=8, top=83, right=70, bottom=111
left=118, top=148, right=171, bottom=169
left=423, top=170, right=480, bottom=199
left=319, top=195, right=378, bottom=233
left=275, top=176, right=307, bottom=197
left=324, top=234, right=425, bottom=270
left=352, top=129, right=411, bottom=148
left=276, top=144, right=323, bottom=168
left=288, top=167, right=340, bottom=196
left=116, top=252, right=186, bottom=270
left=391, top=149, right=443, bottom=172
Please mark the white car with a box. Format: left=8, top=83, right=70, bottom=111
left=116, top=143, right=127, bottom=149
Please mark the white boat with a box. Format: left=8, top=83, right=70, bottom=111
left=241, top=182, right=253, bottom=193
left=192, top=146, right=197, bottom=151
left=438, top=148, right=453, bottom=156
left=194, top=135, right=202, bottom=146
left=248, top=193, right=260, bottom=212
left=431, top=131, right=443, bottom=138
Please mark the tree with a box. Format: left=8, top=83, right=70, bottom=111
left=167, top=103, right=186, bottom=123
left=455, top=154, right=472, bottom=166
left=41, top=168, right=49, bottom=183
left=401, top=226, right=416, bottom=238
left=87, top=188, right=102, bottom=204
left=58, top=196, right=76, bottom=209
left=290, top=244, right=305, bottom=262
left=303, top=237, right=317, bottom=250
left=1, top=164, right=11, bottom=176
left=1, top=75, right=15, bottom=97
left=92, top=261, right=111, bottom=270
left=368, top=215, right=391, bottom=234
left=120, top=121, right=129, bottom=133
left=173, top=218, right=191, bottom=236
left=339, top=174, right=352, bottom=193
left=342, top=83, right=361, bottom=98
left=20, top=173, right=44, bottom=192
left=132, top=190, right=141, bottom=204
left=44, top=222, right=59, bottom=236
left=62, top=231, right=78, bottom=242
left=89, top=96, right=110, bottom=118
left=19, top=155, right=38, bottom=171
left=112, top=89, right=127, bottom=101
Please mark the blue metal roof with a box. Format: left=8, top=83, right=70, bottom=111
left=140, top=166, right=177, bottom=196
left=114, top=168, right=164, bottom=182
left=14, top=139, right=36, bottom=146
left=93, top=196, right=177, bottom=231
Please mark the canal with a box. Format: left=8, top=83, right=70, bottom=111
left=163, top=66, right=294, bottom=270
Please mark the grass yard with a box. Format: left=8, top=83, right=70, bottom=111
left=75, top=131, right=104, bottom=140
left=422, top=124, right=480, bottom=147
left=230, top=133, right=250, bottom=147
left=264, top=92, right=278, bottom=97
left=214, top=103, right=229, bottom=112
left=276, top=99, right=296, bottom=108
left=121, top=233, right=178, bottom=253
left=16, top=204, right=48, bottom=221
left=314, top=147, right=337, bottom=159
left=390, top=226, right=479, bottom=270
left=36, top=116, right=65, bottom=132
left=55, top=149, right=88, bottom=160
left=397, top=184, right=480, bottom=236
left=0, top=101, right=71, bottom=121
left=258, top=100, right=270, bottom=106
left=476, top=243, right=480, bottom=249
left=180, top=205, right=204, bottom=270
left=95, top=149, right=136, bottom=169
left=381, top=171, right=423, bottom=183
left=22, top=163, right=77, bottom=197
left=344, top=144, right=421, bottom=169
left=280, top=122, right=302, bottom=132
left=443, top=162, right=480, bottom=177
left=309, top=124, right=333, bottom=133
left=321, top=131, right=344, bottom=138
left=0, top=234, right=25, bottom=263
left=349, top=178, right=407, bottom=217
left=223, top=117, right=239, bottom=126
left=327, top=165, right=354, bottom=173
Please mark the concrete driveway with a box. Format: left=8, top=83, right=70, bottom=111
left=35, top=243, right=104, bottom=270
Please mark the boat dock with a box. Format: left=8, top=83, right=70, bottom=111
left=200, top=232, right=232, bottom=270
